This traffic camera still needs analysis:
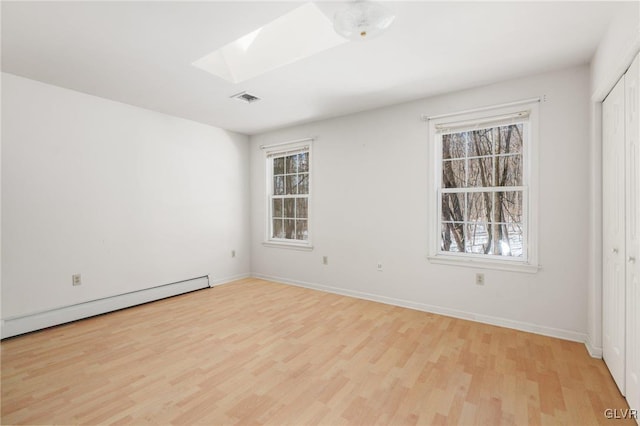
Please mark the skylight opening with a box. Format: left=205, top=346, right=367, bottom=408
left=192, top=3, right=347, bottom=84
left=237, top=28, right=262, bottom=52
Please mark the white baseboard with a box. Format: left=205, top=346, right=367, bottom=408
left=585, top=335, right=603, bottom=358
left=252, top=273, right=589, bottom=345
left=1, top=275, right=211, bottom=339
left=210, top=272, right=251, bottom=286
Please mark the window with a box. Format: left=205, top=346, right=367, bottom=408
left=264, top=140, right=312, bottom=248
left=427, top=101, right=539, bottom=272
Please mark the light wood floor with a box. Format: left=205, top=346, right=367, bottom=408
left=1, top=278, right=632, bottom=425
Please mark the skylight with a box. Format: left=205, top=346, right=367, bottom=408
left=192, top=2, right=347, bottom=84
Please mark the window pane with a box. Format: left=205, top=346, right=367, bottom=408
left=441, top=222, right=464, bottom=252
left=503, top=223, right=524, bottom=257
left=297, top=174, right=309, bottom=194
left=273, top=176, right=285, bottom=195
left=468, top=157, right=493, bottom=187
left=296, top=198, right=308, bottom=218
left=284, top=198, right=295, bottom=218
left=268, top=147, right=310, bottom=244
left=467, top=192, right=492, bottom=222
left=273, top=157, right=285, bottom=175
left=495, top=154, right=522, bottom=186
left=298, top=152, right=309, bottom=172
left=497, top=124, right=523, bottom=155
left=437, top=116, right=528, bottom=261
left=286, top=175, right=298, bottom=195
left=286, top=155, right=298, bottom=174
left=296, top=220, right=308, bottom=240
left=495, top=191, right=523, bottom=223
left=465, top=222, right=490, bottom=254
left=273, top=219, right=284, bottom=238
left=468, top=130, right=493, bottom=157
left=284, top=219, right=296, bottom=239
left=442, top=133, right=467, bottom=159
left=273, top=198, right=283, bottom=218
left=442, top=193, right=465, bottom=222
left=442, top=159, right=465, bottom=188
left=481, top=223, right=524, bottom=257
left=474, top=222, right=525, bottom=257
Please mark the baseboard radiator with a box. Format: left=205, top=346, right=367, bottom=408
left=1, top=275, right=211, bottom=339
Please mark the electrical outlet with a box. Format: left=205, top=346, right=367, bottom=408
left=475, top=273, right=485, bottom=286
left=231, top=250, right=236, bottom=258
left=377, top=263, right=383, bottom=272
left=72, top=274, right=82, bottom=286
left=322, top=256, right=328, bottom=265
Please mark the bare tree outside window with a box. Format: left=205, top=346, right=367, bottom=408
left=440, top=123, right=524, bottom=257
left=271, top=150, right=309, bottom=242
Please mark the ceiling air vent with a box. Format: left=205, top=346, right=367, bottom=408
left=231, top=91, right=261, bottom=104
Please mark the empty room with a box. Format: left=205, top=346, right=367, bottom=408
left=2, top=1, right=640, bottom=425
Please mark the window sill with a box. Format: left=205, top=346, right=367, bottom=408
left=262, top=241, right=314, bottom=251
left=427, top=255, right=540, bottom=273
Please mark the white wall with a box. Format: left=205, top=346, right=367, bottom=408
left=250, top=65, right=591, bottom=342
left=591, top=2, right=640, bottom=100
left=587, top=4, right=640, bottom=356
left=2, top=73, right=250, bottom=319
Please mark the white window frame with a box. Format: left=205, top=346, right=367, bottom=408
left=426, top=100, right=540, bottom=273
left=262, top=138, right=313, bottom=250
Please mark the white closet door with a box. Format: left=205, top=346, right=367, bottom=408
left=603, top=75, right=627, bottom=395
left=625, top=53, right=640, bottom=418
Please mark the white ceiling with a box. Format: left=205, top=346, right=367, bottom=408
left=1, top=1, right=621, bottom=135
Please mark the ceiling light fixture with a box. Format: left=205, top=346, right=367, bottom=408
left=333, top=0, right=396, bottom=41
